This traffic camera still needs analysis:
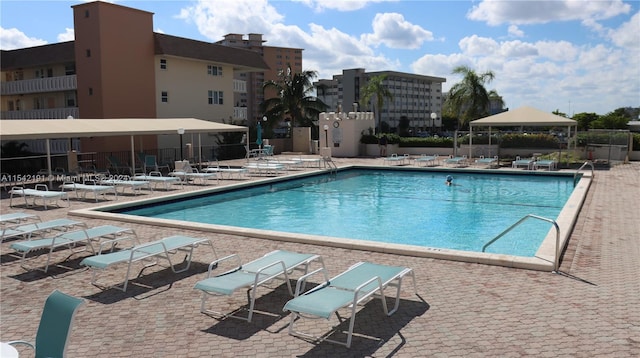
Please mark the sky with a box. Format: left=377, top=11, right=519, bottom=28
left=1, top=0, right=639, bottom=116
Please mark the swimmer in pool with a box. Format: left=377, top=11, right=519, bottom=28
left=445, top=175, right=453, bottom=186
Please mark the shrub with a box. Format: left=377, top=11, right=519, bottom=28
left=399, top=137, right=454, bottom=148
left=500, top=133, right=559, bottom=148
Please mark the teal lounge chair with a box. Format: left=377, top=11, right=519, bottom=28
left=80, top=235, right=216, bottom=291
left=1, top=218, right=86, bottom=242
left=3, top=290, right=84, bottom=358
left=0, top=212, right=40, bottom=225
left=10, top=225, right=137, bottom=272
left=194, top=250, right=324, bottom=322
left=9, top=185, right=70, bottom=210
left=283, top=262, right=416, bottom=348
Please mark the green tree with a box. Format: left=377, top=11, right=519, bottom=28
left=591, top=111, right=630, bottom=129
left=360, top=74, right=393, bottom=134
left=261, top=67, right=328, bottom=132
left=444, top=65, right=496, bottom=129
left=573, top=112, right=599, bottom=131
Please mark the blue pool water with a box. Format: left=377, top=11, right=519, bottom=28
left=118, top=169, right=575, bottom=257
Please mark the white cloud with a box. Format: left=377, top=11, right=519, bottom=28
left=0, top=27, right=47, bottom=50
left=508, top=25, right=524, bottom=38
left=467, top=0, right=631, bottom=26
left=607, top=11, right=640, bottom=49
left=362, top=13, right=434, bottom=49
left=459, top=35, right=499, bottom=56
left=57, top=28, right=75, bottom=42
left=294, top=0, right=398, bottom=12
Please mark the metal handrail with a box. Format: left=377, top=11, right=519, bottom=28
left=573, top=161, right=594, bottom=187
left=482, top=214, right=561, bottom=272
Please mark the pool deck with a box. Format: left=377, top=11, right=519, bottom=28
left=1, top=156, right=639, bottom=357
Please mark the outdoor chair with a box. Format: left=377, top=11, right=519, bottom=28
left=3, top=290, right=84, bottom=358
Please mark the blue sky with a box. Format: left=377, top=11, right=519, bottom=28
left=1, top=0, right=639, bottom=116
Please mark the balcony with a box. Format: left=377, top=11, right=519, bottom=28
left=233, top=79, right=247, bottom=93
left=1, top=107, right=79, bottom=120
left=1, top=75, right=77, bottom=95
left=233, top=107, right=247, bottom=120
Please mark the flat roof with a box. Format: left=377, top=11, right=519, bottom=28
left=0, top=118, right=247, bottom=141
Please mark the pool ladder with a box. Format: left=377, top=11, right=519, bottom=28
left=323, top=156, right=338, bottom=175
left=573, top=161, right=594, bottom=187
left=482, top=214, right=561, bottom=273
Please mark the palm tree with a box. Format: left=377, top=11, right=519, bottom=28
left=261, top=67, right=327, bottom=132
left=360, top=74, right=393, bottom=133
left=444, top=65, right=496, bottom=129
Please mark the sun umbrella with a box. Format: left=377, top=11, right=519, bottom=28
left=256, top=121, right=263, bottom=150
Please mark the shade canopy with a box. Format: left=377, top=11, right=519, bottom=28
left=0, top=118, right=246, bottom=141
left=470, top=106, right=577, bottom=127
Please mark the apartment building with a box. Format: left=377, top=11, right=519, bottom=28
left=0, top=1, right=268, bottom=154
left=315, top=68, right=446, bottom=132
left=215, top=33, right=303, bottom=126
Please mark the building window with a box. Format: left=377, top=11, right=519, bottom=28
left=207, top=65, right=222, bottom=76
left=208, top=90, right=223, bottom=105
left=65, top=64, right=76, bottom=75
left=85, top=10, right=90, bottom=18
left=65, top=92, right=76, bottom=107
left=161, top=91, right=168, bottom=103
left=88, top=88, right=93, bottom=96
left=86, top=49, right=91, bottom=57
left=160, top=59, right=167, bottom=70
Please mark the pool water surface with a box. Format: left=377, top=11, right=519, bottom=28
left=117, top=169, right=575, bottom=257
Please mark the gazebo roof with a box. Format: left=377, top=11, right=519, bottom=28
left=470, top=106, right=577, bottom=127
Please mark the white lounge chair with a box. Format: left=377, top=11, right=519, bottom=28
left=98, top=177, right=152, bottom=195
left=475, top=155, right=499, bottom=168
left=414, top=154, right=439, bottom=167
left=512, top=156, right=535, bottom=170
left=283, top=262, right=416, bottom=348
left=203, top=161, right=248, bottom=180
left=243, top=162, right=286, bottom=176
left=0, top=212, right=40, bottom=226
left=60, top=181, right=117, bottom=202
left=1, top=218, right=86, bottom=242
left=170, top=163, right=218, bottom=185
left=443, top=155, right=468, bottom=167
left=383, top=154, right=410, bottom=166
left=132, top=171, right=182, bottom=190
left=9, top=185, right=69, bottom=210
left=80, top=235, right=216, bottom=291
left=534, top=159, right=557, bottom=171
left=10, top=225, right=137, bottom=272
left=194, top=250, right=324, bottom=322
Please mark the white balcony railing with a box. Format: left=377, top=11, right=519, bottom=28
left=1, top=107, right=79, bottom=120
left=233, top=107, right=247, bottom=120
left=1, top=75, right=77, bottom=95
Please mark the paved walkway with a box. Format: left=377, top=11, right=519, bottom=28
left=1, top=158, right=638, bottom=357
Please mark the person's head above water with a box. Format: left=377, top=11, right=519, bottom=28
left=446, top=175, right=453, bottom=185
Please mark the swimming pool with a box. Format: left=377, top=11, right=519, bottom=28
left=115, top=169, right=575, bottom=257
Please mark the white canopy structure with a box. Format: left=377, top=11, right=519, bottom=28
left=0, top=118, right=248, bottom=179
left=468, top=106, right=578, bottom=158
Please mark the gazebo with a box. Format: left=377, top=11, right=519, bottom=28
left=468, top=106, right=578, bottom=159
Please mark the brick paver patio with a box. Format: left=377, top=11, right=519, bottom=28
left=1, top=158, right=638, bottom=357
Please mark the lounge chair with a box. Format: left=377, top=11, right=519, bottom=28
left=2, top=290, right=84, bottom=358
left=10, top=225, right=138, bottom=272
left=9, top=185, right=70, bottom=210
left=194, top=250, right=324, bottom=322
left=144, top=155, right=170, bottom=174
left=243, top=162, right=285, bottom=176
left=203, top=161, right=249, bottom=179
left=80, top=235, right=216, bottom=291
left=414, top=154, right=439, bottom=167
left=266, top=157, right=304, bottom=170
left=107, top=155, right=139, bottom=175
left=443, top=155, right=468, bottom=167
left=60, top=181, right=117, bottom=202
left=383, top=154, right=410, bottom=166
left=132, top=171, right=182, bottom=190
left=97, top=176, right=152, bottom=195
left=475, top=155, right=499, bottom=168
left=511, top=156, right=534, bottom=170
left=283, top=262, right=416, bottom=348
left=534, top=159, right=557, bottom=171
left=170, top=162, right=218, bottom=185
left=0, top=212, right=40, bottom=226
left=1, top=218, right=86, bottom=242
